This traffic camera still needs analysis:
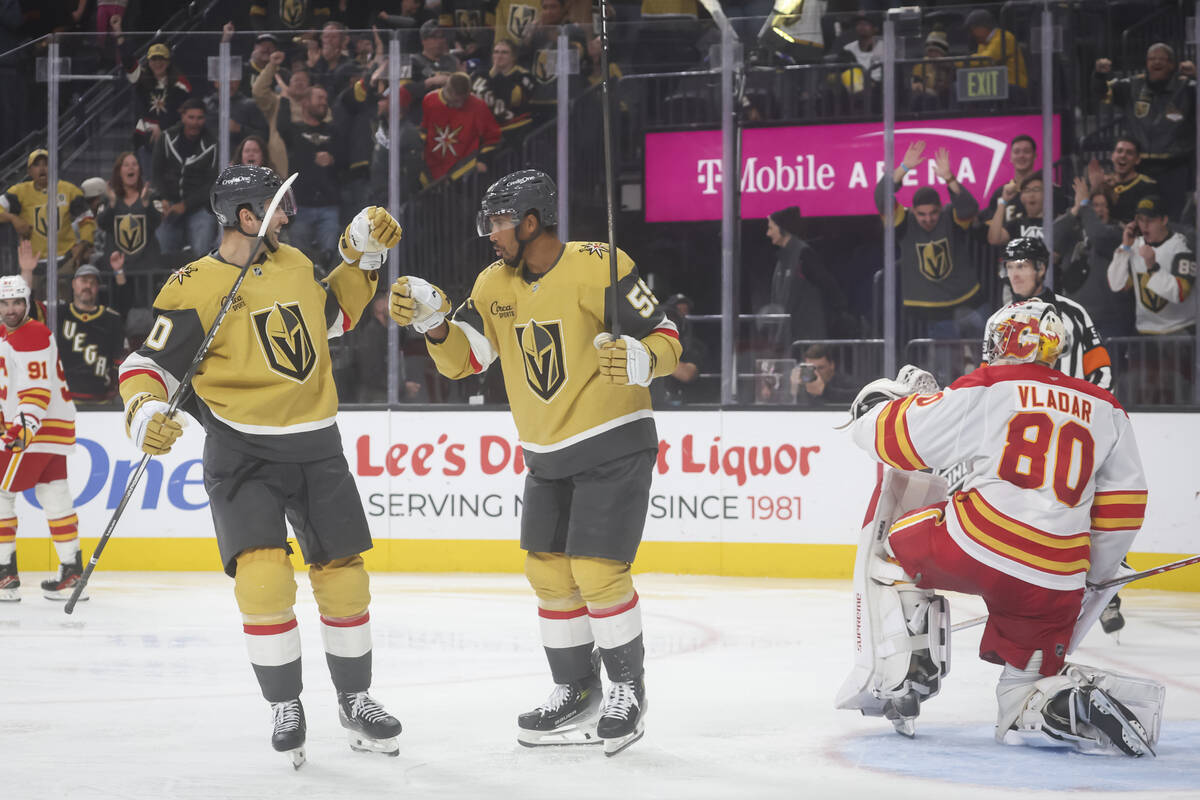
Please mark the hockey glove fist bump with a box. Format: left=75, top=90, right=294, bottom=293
left=594, top=333, right=655, bottom=387
left=390, top=276, right=451, bottom=334
left=126, top=394, right=184, bottom=456
left=2, top=418, right=38, bottom=451
left=340, top=206, right=402, bottom=269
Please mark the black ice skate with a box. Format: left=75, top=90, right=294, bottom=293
left=0, top=553, right=19, bottom=602
left=1078, top=686, right=1155, bottom=757
left=270, top=698, right=306, bottom=769
left=338, top=691, right=402, bottom=756
left=517, top=675, right=603, bottom=747
left=597, top=677, right=647, bottom=757
left=41, top=552, right=88, bottom=602
left=1100, top=595, right=1125, bottom=637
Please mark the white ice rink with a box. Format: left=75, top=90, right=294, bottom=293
left=4, top=572, right=1200, bottom=800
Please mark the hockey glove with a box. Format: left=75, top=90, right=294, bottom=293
left=2, top=415, right=38, bottom=451
left=390, top=276, right=451, bottom=334
left=126, top=394, right=184, bottom=456
left=594, top=333, right=655, bottom=387
left=840, top=365, right=939, bottom=429
left=339, top=206, right=403, bottom=266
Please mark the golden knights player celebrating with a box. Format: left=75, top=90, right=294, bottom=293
left=390, top=170, right=681, bottom=756
left=117, top=165, right=403, bottom=769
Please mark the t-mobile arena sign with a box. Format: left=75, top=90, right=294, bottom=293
left=643, top=115, right=1060, bottom=221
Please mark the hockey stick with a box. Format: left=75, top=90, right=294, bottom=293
left=948, top=554, right=1200, bottom=633
left=65, top=173, right=299, bottom=614
left=598, top=0, right=619, bottom=336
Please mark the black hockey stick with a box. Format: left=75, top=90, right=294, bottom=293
left=65, top=173, right=299, bottom=614
left=948, top=553, right=1200, bottom=633
left=598, top=0, right=619, bottom=336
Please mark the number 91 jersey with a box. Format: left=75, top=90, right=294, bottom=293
left=0, top=318, right=76, bottom=455
left=851, top=363, right=1146, bottom=592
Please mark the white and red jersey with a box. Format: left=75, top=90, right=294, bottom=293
left=852, top=363, right=1146, bottom=592
left=0, top=319, right=76, bottom=455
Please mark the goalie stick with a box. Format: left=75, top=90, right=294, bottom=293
left=64, top=172, right=299, bottom=614
left=949, top=553, right=1200, bottom=633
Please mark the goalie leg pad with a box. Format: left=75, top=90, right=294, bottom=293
left=999, top=660, right=1163, bottom=757
left=837, top=470, right=953, bottom=732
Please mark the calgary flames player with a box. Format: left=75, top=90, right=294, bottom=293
left=837, top=299, right=1163, bottom=758
left=0, top=275, right=82, bottom=603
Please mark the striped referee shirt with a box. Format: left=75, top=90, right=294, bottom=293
left=1023, top=287, right=1113, bottom=391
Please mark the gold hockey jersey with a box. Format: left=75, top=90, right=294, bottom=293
left=119, top=243, right=376, bottom=460
left=427, top=242, right=681, bottom=478
left=0, top=179, right=95, bottom=258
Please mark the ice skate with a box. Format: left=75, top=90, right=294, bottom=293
left=0, top=553, right=19, bottom=602
left=270, top=699, right=306, bottom=769
left=338, top=691, right=402, bottom=756
left=41, top=552, right=87, bottom=602
left=1076, top=685, right=1155, bottom=757
left=517, top=675, right=603, bottom=747
left=1100, top=595, right=1125, bottom=640
left=598, top=678, right=647, bottom=757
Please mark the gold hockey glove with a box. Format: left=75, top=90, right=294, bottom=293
left=339, top=206, right=403, bottom=265
left=391, top=276, right=451, bottom=333
left=126, top=394, right=185, bottom=456
left=594, top=333, right=655, bottom=387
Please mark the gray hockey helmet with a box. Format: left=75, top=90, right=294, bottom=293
left=210, top=164, right=294, bottom=228
left=476, top=169, right=557, bottom=237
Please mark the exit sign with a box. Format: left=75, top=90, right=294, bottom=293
left=955, top=66, right=1009, bottom=101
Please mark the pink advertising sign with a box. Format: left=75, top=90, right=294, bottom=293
left=643, top=115, right=1061, bottom=221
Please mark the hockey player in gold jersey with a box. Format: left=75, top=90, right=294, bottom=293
left=390, top=170, right=681, bottom=756
left=117, top=165, right=403, bottom=768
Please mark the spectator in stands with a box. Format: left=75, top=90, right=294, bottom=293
left=204, top=29, right=270, bottom=148
left=1055, top=177, right=1134, bottom=339
left=313, top=21, right=362, bottom=96
left=421, top=72, right=501, bottom=183
left=119, top=36, right=193, bottom=179
left=1087, top=137, right=1159, bottom=224
left=1094, top=44, right=1196, bottom=217
left=987, top=174, right=1046, bottom=247
left=789, top=343, right=856, bottom=407
left=358, top=66, right=424, bottom=202
left=876, top=140, right=985, bottom=340
left=249, top=0, right=334, bottom=32
left=0, top=0, right=25, bottom=155
left=843, top=12, right=885, bottom=86
left=651, top=294, right=710, bottom=407
left=525, top=0, right=589, bottom=119
left=910, top=26, right=953, bottom=111
left=241, top=31, right=279, bottom=100
left=0, top=149, right=96, bottom=274
left=408, top=20, right=460, bottom=122
left=472, top=39, right=536, bottom=144
left=1108, top=195, right=1196, bottom=336
left=983, top=135, right=1038, bottom=223
left=251, top=50, right=310, bottom=177
left=965, top=8, right=1027, bottom=95
left=766, top=205, right=829, bottom=342
left=233, top=134, right=276, bottom=173
left=96, top=151, right=161, bottom=278
left=278, top=84, right=342, bottom=265
left=153, top=99, right=218, bottom=255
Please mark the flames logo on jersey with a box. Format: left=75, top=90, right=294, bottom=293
left=252, top=301, right=316, bottom=383
left=916, top=237, right=952, bottom=282
left=116, top=214, right=147, bottom=255
left=515, top=319, right=566, bottom=402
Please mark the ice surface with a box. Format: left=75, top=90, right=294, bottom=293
left=3, top=573, right=1199, bottom=800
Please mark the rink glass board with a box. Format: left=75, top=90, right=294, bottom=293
left=643, top=114, right=1061, bottom=221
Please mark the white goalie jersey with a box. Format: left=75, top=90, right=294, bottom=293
left=851, top=363, right=1147, bottom=592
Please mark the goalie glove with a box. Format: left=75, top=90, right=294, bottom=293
left=125, top=394, right=185, bottom=456
left=339, top=206, right=403, bottom=267
left=390, top=275, right=451, bottom=334
left=838, top=364, right=939, bottom=429
left=594, top=332, right=655, bottom=387
left=2, top=415, right=38, bottom=451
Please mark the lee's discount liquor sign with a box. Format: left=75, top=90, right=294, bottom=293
left=643, top=115, right=1061, bottom=221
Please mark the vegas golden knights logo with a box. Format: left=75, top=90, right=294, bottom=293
left=116, top=214, right=147, bottom=255
left=280, top=0, right=307, bottom=28
left=515, top=319, right=566, bottom=402
left=506, top=3, right=537, bottom=41
left=252, top=302, right=316, bottom=382
left=916, top=238, right=952, bottom=282
left=34, top=205, right=48, bottom=237
left=1137, top=273, right=1169, bottom=313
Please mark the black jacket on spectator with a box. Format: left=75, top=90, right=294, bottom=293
left=876, top=180, right=981, bottom=315
left=277, top=114, right=342, bottom=208
left=1110, top=172, right=1159, bottom=223
left=794, top=370, right=857, bottom=408
left=1054, top=207, right=1135, bottom=338
left=152, top=123, right=219, bottom=213
left=55, top=302, right=126, bottom=403
left=96, top=194, right=163, bottom=273
left=1095, top=70, right=1196, bottom=164
left=770, top=237, right=827, bottom=342
left=203, top=91, right=270, bottom=146
left=313, top=54, right=363, bottom=98
left=406, top=53, right=460, bottom=120
left=335, top=81, right=379, bottom=184
left=369, top=117, right=425, bottom=201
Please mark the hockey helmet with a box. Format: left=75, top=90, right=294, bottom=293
left=210, top=164, right=294, bottom=228
left=0, top=275, right=30, bottom=304
left=1002, top=236, right=1050, bottom=270
left=476, top=169, right=558, bottom=237
left=982, top=299, right=1070, bottom=367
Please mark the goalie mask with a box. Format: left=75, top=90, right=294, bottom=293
left=982, top=299, right=1069, bottom=367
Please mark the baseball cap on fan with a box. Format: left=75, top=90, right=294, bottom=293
left=27, top=149, right=48, bottom=168
left=81, top=177, right=108, bottom=199
left=73, top=264, right=102, bottom=279
left=148, top=43, right=171, bottom=60
left=1134, top=195, right=1168, bottom=218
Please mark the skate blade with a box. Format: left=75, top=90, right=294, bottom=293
left=1089, top=691, right=1155, bottom=758
left=890, top=717, right=917, bottom=738
left=602, top=726, right=645, bottom=757
left=281, top=747, right=305, bottom=770
left=43, top=587, right=87, bottom=602
left=347, top=731, right=399, bottom=757
left=517, top=725, right=603, bottom=747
